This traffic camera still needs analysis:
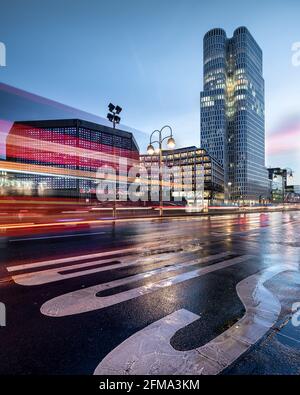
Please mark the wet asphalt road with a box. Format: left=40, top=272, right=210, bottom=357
left=0, top=211, right=300, bottom=375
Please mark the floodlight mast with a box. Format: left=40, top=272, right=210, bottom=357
left=106, top=103, right=124, bottom=219
left=107, top=102, right=122, bottom=129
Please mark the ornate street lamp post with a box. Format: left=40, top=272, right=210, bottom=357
left=147, top=125, right=176, bottom=217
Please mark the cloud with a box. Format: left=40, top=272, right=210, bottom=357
left=267, top=115, right=300, bottom=155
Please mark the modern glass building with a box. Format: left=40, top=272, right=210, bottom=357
left=285, top=185, right=300, bottom=203
left=140, top=146, right=224, bottom=205
left=200, top=27, right=269, bottom=203
left=6, top=119, right=139, bottom=198
left=268, top=167, right=295, bottom=203
left=268, top=170, right=284, bottom=203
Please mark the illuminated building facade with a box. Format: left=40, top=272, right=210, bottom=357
left=6, top=119, right=139, bottom=198
left=200, top=27, right=269, bottom=203
left=0, top=171, right=34, bottom=196
left=268, top=169, right=284, bottom=203
left=285, top=185, right=300, bottom=203
left=140, top=146, right=224, bottom=205
left=268, top=167, right=295, bottom=203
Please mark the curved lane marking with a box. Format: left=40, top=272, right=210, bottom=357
left=11, top=246, right=225, bottom=286
left=40, top=254, right=251, bottom=317
left=8, top=239, right=213, bottom=286
left=6, top=247, right=139, bottom=272
left=94, top=263, right=298, bottom=375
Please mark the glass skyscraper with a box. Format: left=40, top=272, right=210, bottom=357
left=200, top=27, right=269, bottom=203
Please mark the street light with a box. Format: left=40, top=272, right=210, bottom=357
left=147, top=144, right=155, bottom=155
left=115, top=105, right=122, bottom=114
left=147, top=125, right=176, bottom=217
left=107, top=102, right=122, bottom=129
left=227, top=181, right=232, bottom=205
left=106, top=102, right=123, bottom=218
left=108, top=103, right=115, bottom=113
left=167, top=137, right=175, bottom=149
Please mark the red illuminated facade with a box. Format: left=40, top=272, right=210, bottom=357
left=6, top=119, right=139, bottom=197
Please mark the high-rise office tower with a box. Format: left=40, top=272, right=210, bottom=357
left=200, top=27, right=269, bottom=203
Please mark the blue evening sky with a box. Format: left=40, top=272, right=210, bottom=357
left=0, top=0, right=300, bottom=181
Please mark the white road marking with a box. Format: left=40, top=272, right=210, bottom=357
left=93, top=263, right=299, bottom=375
left=9, top=243, right=209, bottom=286
left=95, top=309, right=202, bottom=375
left=6, top=237, right=206, bottom=273
left=11, top=252, right=178, bottom=286
left=7, top=246, right=139, bottom=272
left=40, top=254, right=252, bottom=317
left=276, top=332, right=300, bottom=345
left=9, top=231, right=108, bottom=242
left=8, top=239, right=220, bottom=286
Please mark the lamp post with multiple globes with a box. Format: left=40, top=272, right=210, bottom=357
left=147, top=126, right=176, bottom=217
